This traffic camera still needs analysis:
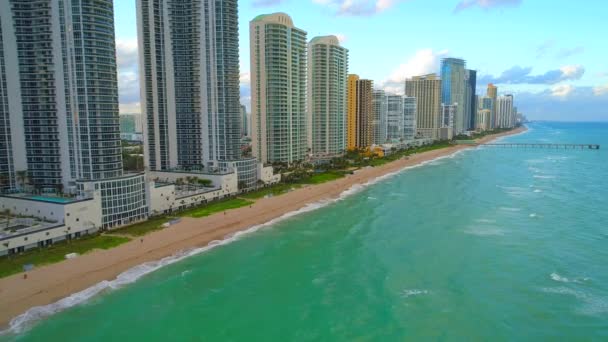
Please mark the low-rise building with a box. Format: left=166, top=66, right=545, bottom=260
left=0, top=194, right=102, bottom=256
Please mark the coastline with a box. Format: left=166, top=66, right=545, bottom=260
left=0, top=126, right=526, bottom=332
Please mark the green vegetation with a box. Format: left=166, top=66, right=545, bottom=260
left=241, top=183, right=303, bottom=199
left=122, top=143, right=144, bottom=172
left=0, top=235, right=131, bottom=278
left=303, top=171, right=346, bottom=184
left=180, top=198, right=252, bottom=218
left=112, top=216, right=176, bottom=237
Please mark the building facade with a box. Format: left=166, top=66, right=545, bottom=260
left=137, top=0, right=242, bottom=171
left=487, top=83, right=498, bottom=128
left=440, top=58, right=467, bottom=135
left=347, top=77, right=373, bottom=149
left=496, top=95, right=515, bottom=128
left=403, top=97, right=417, bottom=141
left=465, top=69, right=477, bottom=131
left=347, top=75, right=359, bottom=150
left=240, top=105, right=249, bottom=137
left=307, top=36, right=349, bottom=159
left=386, top=95, right=404, bottom=141
left=0, top=0, right=148, bottom=230
left=250, top=13, right=307, bottom=165
left=372, top=89, right=388, bottom=145
left=405, top=74, right=442, bottom=140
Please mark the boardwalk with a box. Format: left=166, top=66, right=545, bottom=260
left=479, top=143, right=600, bottom=150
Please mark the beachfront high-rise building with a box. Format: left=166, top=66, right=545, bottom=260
left=250, top=13, right=307, bottom=164
left=403, top=97, right=417, bottom=141
left=465, top=69, right=477, bottom=130
left=476, top=109, right=492, bottom=131
left=0, top=0, right=148, bottom=228
left=137, top=0, right=243, bottom=170
left=405, top=74, right=442, bottom=140
left=307, top=36, right=349, bottom=159
left=440, top=104, right=455, bottom=140
left=386, top=95, right=405, bottom=141
left=496, top=95, right=515, bottom=128
left=372, top=90, right=388, bottom=145
left=347, top=76, right=373, bottom=149
left=240, top=105, right=249, bottom=137
left=487, top=83, right=498, bottom=128
left=440, top=58, right=467, bottom=135
left=347, top=75, right=359, bottom=149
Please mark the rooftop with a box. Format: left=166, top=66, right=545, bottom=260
left=1, top=193, right=92, bottom=205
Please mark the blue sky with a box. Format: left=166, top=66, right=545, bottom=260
left=114, top=0, right=608, bottom=121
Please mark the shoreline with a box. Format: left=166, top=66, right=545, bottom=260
left=0, top=126, right=527, bottom=332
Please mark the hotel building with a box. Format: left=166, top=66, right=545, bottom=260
left=372, top=89, right=388, bottom=145
left=0, top=0, right=148, bottom=231
left=250, top=13, right=307, bottom=164
left=347, top=75, right=373, bottom=149
left=440, top=58, right=467, bottom=136
left=307, top=36, right=349, bottom=159
left=405, top=74, right=442, bottom=140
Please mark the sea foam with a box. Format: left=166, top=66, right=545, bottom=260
left=3, top=145, right=469, bottom=335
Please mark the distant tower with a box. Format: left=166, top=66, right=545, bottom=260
left=372, top=89, right=388, bottom=145
left=405, top=74, right=442, bottom=139
left=403, top=97, right=417, bottom=140
left=496, top=95, right=514, bottom=128
left=386, top=94, right=405, bottom=141
left=465, top=69, right=477, bottom=130
left=441, top=58, right=467, bottom=135
left=487, top=83, right=498, bottom=128
left=307, top=36, right=349, bottom=158
left=250, top=13, right=307, bottom=164
left=347, top=75, right=373, bottom=149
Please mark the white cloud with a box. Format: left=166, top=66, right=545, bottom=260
left=116, top=38, right=139, bottom=70
left=454, top=0, right=522, bottom=12
left=335, top=33, right=348, bottom=44
left=559, top=65, right=585, bottom=79
left=240, top=72, right=251, bottom=85
left=313, top=0, right=403, bottom=16
left=550, top=84, right=574, bottom=98
left=379, top=49, right=448, bottom=94
left=593, top=84, right=608, bottom=96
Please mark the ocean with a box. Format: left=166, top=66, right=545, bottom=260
left=3, top=122, right=608, bottom=340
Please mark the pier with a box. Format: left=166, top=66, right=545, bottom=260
left=478, top=143, right=600, bottom=150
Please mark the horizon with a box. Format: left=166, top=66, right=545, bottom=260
left=114, top=0, right=608, bottom=122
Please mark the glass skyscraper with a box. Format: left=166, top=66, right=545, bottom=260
left=440, top=58, right=467, bottom=135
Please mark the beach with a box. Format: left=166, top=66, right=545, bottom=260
left=0, top=127, right=526, bottom=330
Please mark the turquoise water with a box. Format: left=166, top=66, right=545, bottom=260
left=4, top=122, right=608, bottom=340
left=25, top=196, right=74, bottom=204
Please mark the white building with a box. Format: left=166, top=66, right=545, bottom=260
left=0, top=0, right=148, bottom=230
left=386, top=95, right=405, bottom=141
left=0, top=194, right=102, bottom=256
left=496, top=95, right=515, bottom=128
left=372, top=90, right=388, bottom=145
left=250, top=13, right=308, bottom=164
left=307, top=36, right=349, bottom=159
left=403, top=97, right=418, bottom=140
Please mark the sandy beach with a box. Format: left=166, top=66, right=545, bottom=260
left=0, top=127, right=526, bottom=330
